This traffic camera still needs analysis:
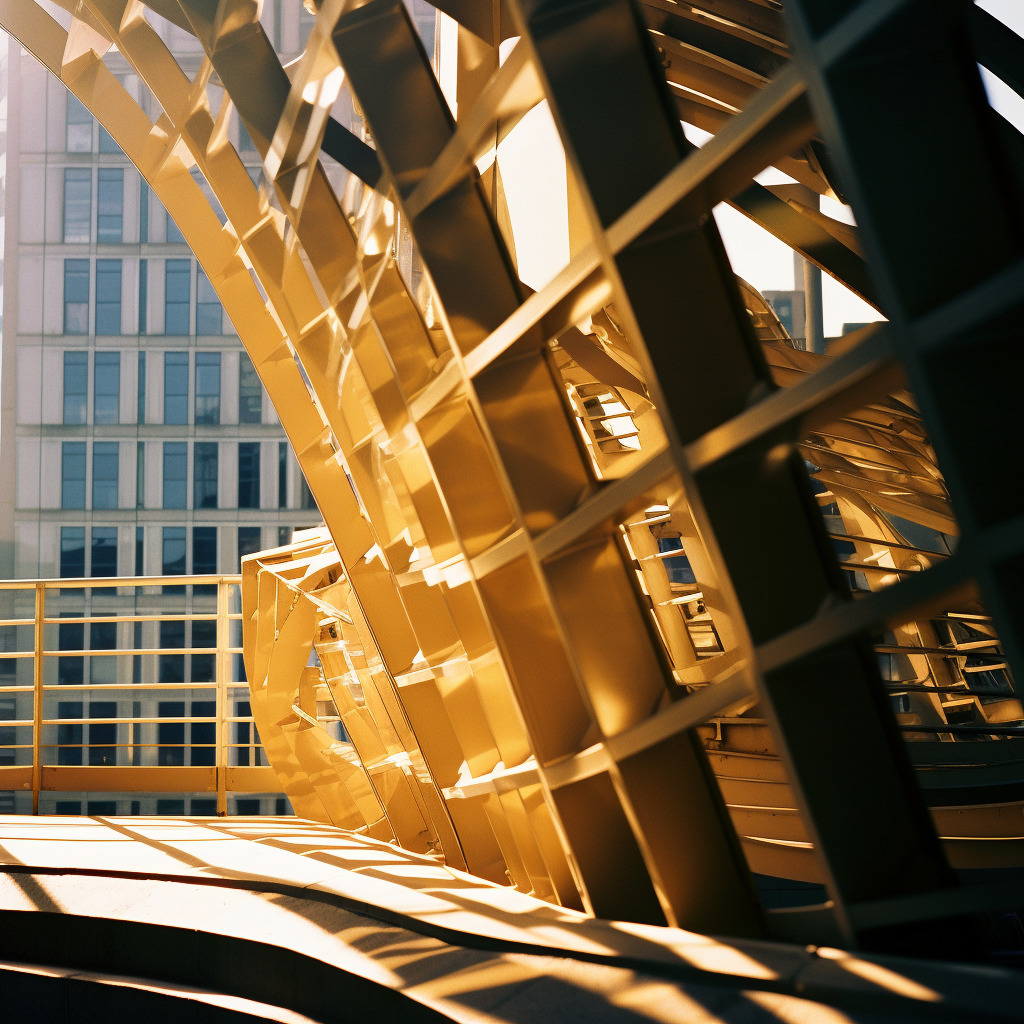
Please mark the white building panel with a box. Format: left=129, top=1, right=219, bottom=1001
left=45, top=165, right=65, bottom=243
left=222, top=350, right=239, bottom=423
left=17, top=165, right=45, bottom=244
left=221, top=442, right=238, bottom=510
left=43, top=259, right=65, bottom=335
left=45, top=77, right=66, bottom=153
left=15, top=523, right=41, bottom=579
left=16, top=257, right=44, bottom=334
left=119, top=441, right=135, bottom=509
left=16, top=348, right=42, bottom=426
left=40, top=349, right=63, bottom=425
left=260, top=441, right=276, bottom=510
left=121, top=349, right=137, bottom=424
left=15, top=439, right=41, bottom=511
left=148, top=348, right=163, bottom=424
left=144, top=442, right=162, bottom=510
left=40, top=441, right=64, bottom=510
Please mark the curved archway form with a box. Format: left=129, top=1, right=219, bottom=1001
left=3, top=0, right=1024, bottom=955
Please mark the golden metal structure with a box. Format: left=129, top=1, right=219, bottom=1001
left=3, top=0, right=1023, bottom=957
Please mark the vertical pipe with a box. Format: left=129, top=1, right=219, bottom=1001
left=31, top=582, right=44, bottom=814
left=216, top=578, right=229, bottom=816
left=803, top=250, right=825, bottom=354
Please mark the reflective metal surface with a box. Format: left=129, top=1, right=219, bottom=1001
left=3, top=0, right=1023, bottom=955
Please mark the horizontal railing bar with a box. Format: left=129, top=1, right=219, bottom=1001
left=42, top=614, right=222, bottom=625
left=42, top=718, right=222, bottom=726
left=0, top=575, right=241, bottom=589
left=30, top=647, right=244, bottom=658
left=38, top=682, right=248, bottom=693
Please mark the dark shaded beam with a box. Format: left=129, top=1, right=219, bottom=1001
left=784, top=0, right=1024, bottom=709
left=729, top=181, right=876, bottom=305
left=321, top=116, right=384, bottom=189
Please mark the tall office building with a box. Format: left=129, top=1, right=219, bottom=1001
left=0, top=3, right=334, bottom=814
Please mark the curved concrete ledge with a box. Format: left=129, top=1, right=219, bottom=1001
left=0, top=816, right=1022, bottom=1023
left=0, top=959, right=323, bottom=1024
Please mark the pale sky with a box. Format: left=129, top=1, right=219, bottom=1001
left=714, top=0, right=1024, bottom=337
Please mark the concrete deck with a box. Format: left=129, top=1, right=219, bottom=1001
left=0, top=815, right=1020, bottom=1022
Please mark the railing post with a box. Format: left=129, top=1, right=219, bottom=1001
left=216, top=578, right=229, bottom=816
left=31, top=582, right=45, bottom=815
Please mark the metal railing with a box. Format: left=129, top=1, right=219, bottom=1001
left=0, top=575, right=282, bottom=815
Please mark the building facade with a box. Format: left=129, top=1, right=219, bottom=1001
left=0, top=2, right=329, bottom=815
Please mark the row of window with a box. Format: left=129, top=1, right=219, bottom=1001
left=63, top=349, right=263, bottom=426
left=63, top=167, right=124, bottom=243
left=50, top=798, right=282, bottom=816
left=63, top=258, right=223, bottom=336
left=52, top=698, right=267, bottom=772
left=58, top=524, right=295, bottom=580
left=60, top=440, right=312, bottom=510
left=67, top=92, right=258, bottom=160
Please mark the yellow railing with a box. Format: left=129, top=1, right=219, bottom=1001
left=0, top=576, right=283, bottom=815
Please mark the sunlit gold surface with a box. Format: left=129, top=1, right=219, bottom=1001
left=0, top=815, right=1018, bottom=1023
left=2, top=0, right=1021, bottom=958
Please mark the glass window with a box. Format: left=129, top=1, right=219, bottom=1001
left=162, top=442, right=187, bottom=509
left=57, top=701, right=83, bottom=766
left=138, top=259, right=148, bottom=334
left=95, top=259, right=122, bottom=335
left=164, top=259, right=190, bottom=334
left=87, top=700, right=116, bottom=765
left=63, top=351, right=88, bottom=425
left=194, top=526, right=217, bottom=573
left=97, top=168, right=123, bottom=243
left=191, top=697, right=216, bottom=764
left=135, top=526, right=145, bottom=576
left=89, top=626, right=117, bottom=688
left=196, top=270, right=223, bottom=335
left=60, top=527, right=85, bottom=578
left=61, top=442, right=87, bottom=510
left=66, top=94, right=92, bottom=152
left=137, top=350, right=146, bottom=423
left=94, top=351, right=120, bottom=424
left=238, top=527, right=262, bottom=560
left=136, top=441, right=145, bottom=509
left=58, top=615, right=84, bottom=685
left=92, top=442, right=119, bottom=510
left=238, top=442, right=260, bottom=509
left=64, top=260, right=89, bottom=334
left=238, top=352, right=262, bottom=424
left=162, top=528, right=186, bottom=598
left=157, top=698, right=184, bottom=764
left=194, top=352, right=221, bottom=424
left=166, top=212, right=185, bottom=245
left=194, top=443, right=218, bottom=509
left=194, top=526, right=217, bottom=598
left=63, top=169, right=91, bottom=243
left=98, top=124, right=122, bottom=155
left=163, top=352, right=188, bottom=425
left=235, top=699, right=252, bottom=766
left=91, top=527, right=117, bottom=577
